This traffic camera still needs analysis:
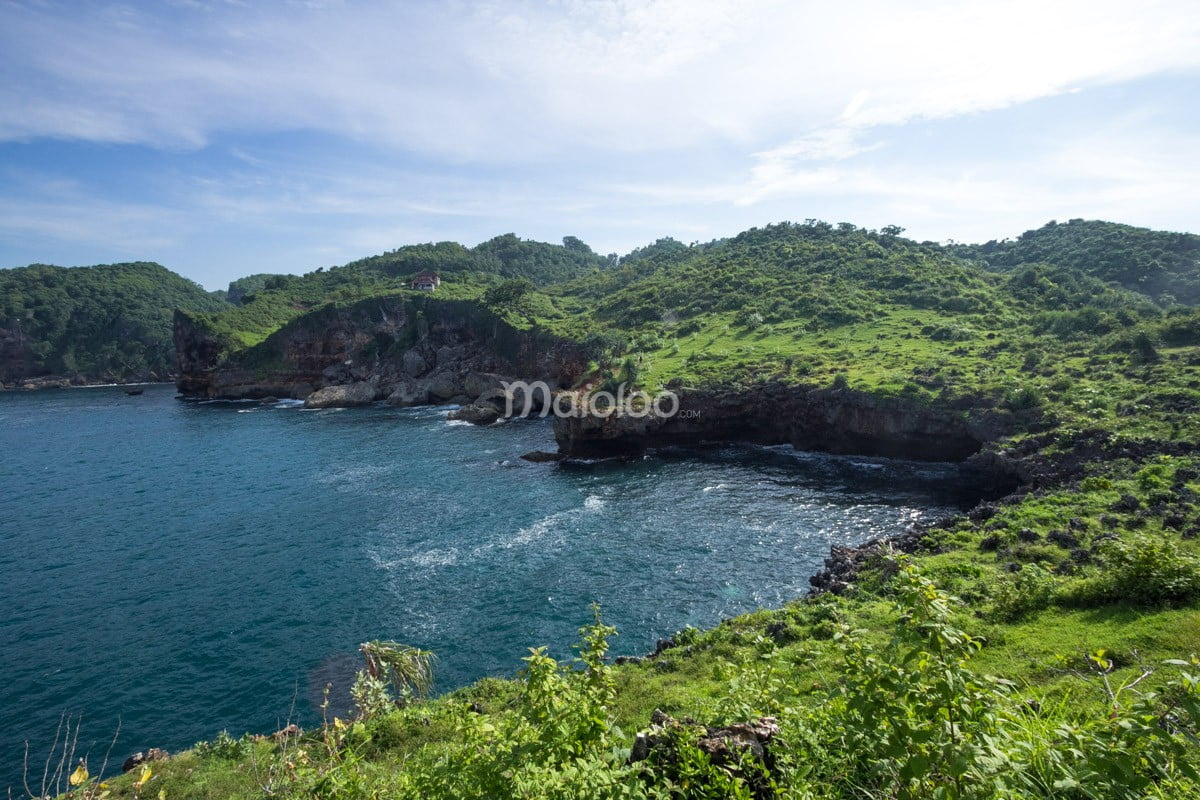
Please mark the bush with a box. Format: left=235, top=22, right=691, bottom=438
left=1130, top=329, right=1161, bottom=364
left=1065, top=535, right=1200, bottom=607
left=1102, top=534, right=1200, bottom=604
left=1005, top=385, right=1044, bottom=411
left=194, top=729, right=252, bottom=760
left=990, top=563, right=1057, bottom=621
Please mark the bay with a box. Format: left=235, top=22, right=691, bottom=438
left=0, top=384, right=982, bottom=789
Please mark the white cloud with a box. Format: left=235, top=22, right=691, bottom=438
left=1, top=0, right=1197, bottom=161
left=1, top=0, right=1197, bottom=284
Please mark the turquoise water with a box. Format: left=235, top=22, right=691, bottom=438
left=0, top=385, right=982, bottom=788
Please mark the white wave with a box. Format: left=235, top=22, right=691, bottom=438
left=274, top=398, right=305, bottom=408
left=504, top=513, right=562, bottom=548
left=475, top=506, right=569, bottom=555
left=444, top=419, right=472, bottom=427
left=408, top=547, right=460, bottom=568
left=703, top=483, right=730, bottom=492
left=584, top=494, right=605, bottom=510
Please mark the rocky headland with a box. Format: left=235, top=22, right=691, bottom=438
left=175, top=294, right=1034, bottom=497
left=174, top=295, right=589, bottom=415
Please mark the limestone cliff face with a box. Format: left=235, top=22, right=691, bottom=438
left=173, top=311, right=225, bottom=395
left=174, top=296, right=588, bottom=404
left=553, top=383, right=1017, bottom=464
left=0, top=322, right=37, bottom=384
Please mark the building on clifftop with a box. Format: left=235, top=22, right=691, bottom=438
left=410, top=271, right=441, bottom=292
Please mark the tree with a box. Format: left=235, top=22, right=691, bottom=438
left=562, top=235, right=594, bottom=255
left=483, top=278, right=534, bottom=307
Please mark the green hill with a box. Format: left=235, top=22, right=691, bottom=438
left=955, top=218, right=1200, bottom=305
left=0, top=261, right=229, bottom=383
left=183, top=235, right=610, bottom=353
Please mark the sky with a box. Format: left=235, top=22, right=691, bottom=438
left=0, top=0, right=1197, bottom=290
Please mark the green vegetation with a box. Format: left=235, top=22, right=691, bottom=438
left=74, top=552, right=1200, bottom=799
left=2, top=234, right=607, bottom=384
left=19, top=218, right=1200, bottom=797
left=226, top=273, right=295, bottom=306
left=0, top=262, right=229, bottom=382
left=177, top=234, right=604, bottom=354
left=955, top=218, right=1200, bottom=305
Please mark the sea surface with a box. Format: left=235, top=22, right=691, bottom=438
left=0, top=384, right=984, bottom=789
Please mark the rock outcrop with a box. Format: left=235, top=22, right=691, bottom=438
left=553, top=383, right=1014, bottom=463
left=304, top=381, right=380, bottom=408
left=630, top=710, right=780, bottom=799
left=447, top=401, right=503, bottom=425
left=174, top=297, right=588, bottom=410
left=0, top=322, right=36, bottom=385
left=122, top=747, right=169, bottom=773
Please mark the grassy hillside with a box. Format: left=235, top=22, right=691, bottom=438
left=47, top=220, right=1200, bottom=799
left=545, top=222, right=1199, bottom=448
left=0, top=262, right=229, bottom=382
left=181, top=235, right=608, bottom=354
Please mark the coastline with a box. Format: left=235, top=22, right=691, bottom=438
left=0, top=376, right=176, bottom=392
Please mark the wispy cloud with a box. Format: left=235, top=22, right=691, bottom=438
left=3, top=0, right=1197, bottom=158
left=0, top=1, right=1196, bottom=285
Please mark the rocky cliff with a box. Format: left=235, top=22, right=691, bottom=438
left=0, top=322, right=37, bottom=384
left=553, top=382, right=1020, bottom=467
left=174, top=295, right=588, bottom=409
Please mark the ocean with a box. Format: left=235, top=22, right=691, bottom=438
left=0, top=383, right=983, bottom=789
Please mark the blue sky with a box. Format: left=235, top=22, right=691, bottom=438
left=1, top=0, right=1197, bottom=290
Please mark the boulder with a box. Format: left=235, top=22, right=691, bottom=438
left=521, top=450, right=566, bottom=463
left=447, top=401, right=502, bottom=425
left=464, top=371, right=505, bottom=400
left=402, top=349, right=428, bottom=378
left=385, top=378, right=430, bottom=407
left=630, top=710, right=779, bottom=793
left=122, top=748, right=169, bottom=773
left=272, top=724, right=302, bottom=742
left=304, top=382, right=377, bottom=408
left=1047, top=529, right=1080, bottom=549
left=436, top=345, right=464, bottom=368
left=426, top=371, right=460, bottom=401
left=508, top=382, right=551, bottom=416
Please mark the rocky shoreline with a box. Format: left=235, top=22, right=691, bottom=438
left=0, top=374, right=171, bottom=391
left=171, top=291, right=1046, bottom=611
left=173, top=297, right=1033, bottom=474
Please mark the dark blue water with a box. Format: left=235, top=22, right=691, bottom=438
left=0, top=384, right=982, bottom=789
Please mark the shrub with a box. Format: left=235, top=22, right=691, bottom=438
left=1065, top=535, right=1200, bottom=607
left=1102, top=534, right=1200, bottom=604
left=1005, top=385, right=1044, bottom=411
left=1130, top=329, right=1161, bottom=364
left=1136, top=460, right=1176, bottom=493
left=194, top=729, right=252, bottom=760
left=990, top=563, right=1057, bottom=621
